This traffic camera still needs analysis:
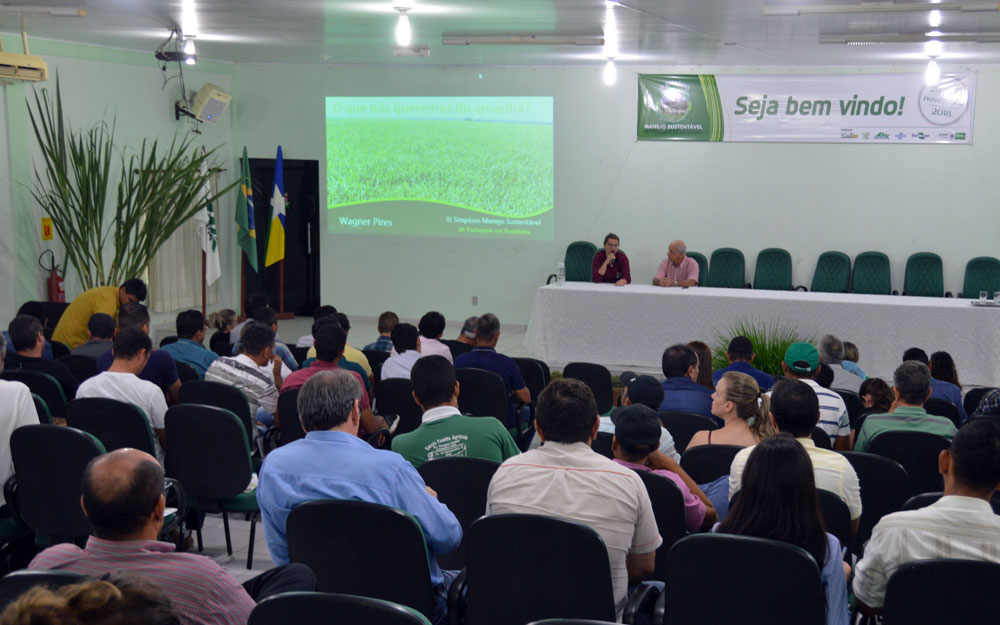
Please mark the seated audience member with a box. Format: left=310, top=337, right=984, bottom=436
left=456, top=316, right=478, bottom=346
left=689, top=371, right=774, bottom=449
left=52, top=278, right=146, bottom=350
left=486, top=378, right=660, bottom=621
left=78, top=328, right=168, bottom=462
left=902, top=347, right=965, bottom=422
left=652, top=239, right=698, bottom=287
left=208, top=308, right=237, bottom=356
left=778, top=342, right=850, bottom=450
left=392, top=356, right=519, bottom=469
left=363, top=310, right=399, bottom=352
left=304, top=310, right=372, bottom=379
left=730, top=379, right=862, bottom=530
left=718, top=434, right=850, bottom=625
left=96, top=303, right=181, bottom=405
left=601, top=374, right=678, bottom=461
left=418, top=311, right=453, bottom=363
left=814, top=363, right=835, bottom=389
left=257, top=370, right=460, bottom=624
left=160, top=309, right=218, bottom=377
left=305, top=315, right=371, bottom=393
left=841, top=341, right=867, bottom=380
left=381, top=323, right=423, bottom=381
left=205, top=321, right=281, bottom=429
left=657, top=344, right=713, bottom=420
left=30, top=449, right=316, bottom=623
left=4, top=301, right=53, bottom=361
left=973, top=387, right=1000, bottom=417
left=818, top=334, right=861, bottom=392
left=454, top=314, right=531, bottom=429
left=857, top=377, right=894, bottom=428
left=1, top=572, right=181, bottom=625
left=72, top=313, right=116, bottom=358
left=295, top=304, right=336, bottom=348
left=687, top=340, right=715, bottom=391
left=230, top=292, right=271, bottom=349
left=855, top=360, right=958, bottom=452
left=592, top=232, right=631, bottom=286
left=0, top=335, right=39, bottom=506
left=249, top=307, right=298, bottom=372
left=8, top=314, right=79, bottom=399
left=853, top=418, right=1000, bottom=616
left=711, top=335, right=775, bottom=391
left=611, top=404, right=715, bottom=531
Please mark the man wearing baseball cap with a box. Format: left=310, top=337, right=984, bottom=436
left=599, top=373, right=679, bottom=461
left=611, top=404, right=715, bottom=531
left=711, top=336, right=775, bottom=391
left=780, top=342, right=851, bottom=451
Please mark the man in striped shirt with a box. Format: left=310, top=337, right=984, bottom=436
left=778, top=342, right=851, bottom=450
left=205, top=321, right=281, bottom=427
left=29, top=449, right=315, bottom=625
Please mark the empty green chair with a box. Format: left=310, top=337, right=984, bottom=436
left=852, top=251, right=892, bottom=295
left=565, top=241, right=598, bottom=282
left=810, top=251, right=852, bottom=293
left=687, top=252, right=709, bottom=285
left=753, top=248, right=793, bottom=291
left=903, top=252, right=944, bottom=297
left=707, top=248, right=746, bottom=289
left=961, top=256, right=1000, bottom=298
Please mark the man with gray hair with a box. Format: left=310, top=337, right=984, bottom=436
left=818, top=334, right=862, bottom=392
left=653, top=239, right=699, bottom=287
left=256, top=369, right=461, bottom=624
left=854, top=360, right=958, bottom=452
left=455, top=316, right=478, bottom=347
left=454, top=313, right=530, bottom=431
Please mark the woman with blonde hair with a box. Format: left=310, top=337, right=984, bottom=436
left=688, top=371, right=774, bottom=449
left=207, top=308, right=237, bottom=357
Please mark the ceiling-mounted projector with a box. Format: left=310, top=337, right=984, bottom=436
left=191, top=83, right=231, bottom=124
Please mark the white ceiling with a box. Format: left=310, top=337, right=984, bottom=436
left=3, top=0, right=1000, bottom=68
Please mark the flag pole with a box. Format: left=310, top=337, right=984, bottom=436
left=240, top=255, right=246, bottom=321
left=201, top=251, right=207, bottom=317
left=279, top=259, right=285, bottom=314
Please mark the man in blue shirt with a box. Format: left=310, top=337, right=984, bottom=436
left=658, top=343, right=714, bottom=421
left=454, top=313, right=531, bottom=428
left=257, top=369, right=461, bottom=624
left=363, top=310, right=398, bottom=352
left=902, top=347, right=967, bottom=423
left=160, top=309, right=218, bottom=377
left=711, top=336, right=775, bottom=391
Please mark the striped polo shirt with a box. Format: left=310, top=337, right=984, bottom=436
left=29, top=537, right=256, bottom=625
left=204, top=354, right=279, bottom=416
left=803, top=379, right=851, bottom=444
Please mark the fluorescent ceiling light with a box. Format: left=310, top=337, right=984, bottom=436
left=925, top=39, right=943, bottom=56
left=442, top=34, right=604, bottom=46
left=925, top=59, right=941, bottom=85
left=929, top=9, right=943, bottom=26
left=820, top=32, right=1000, bottom=43
left=395, top=13, right=412, bottom=46
left=181, top=0, right=198, bottom=37
left=0, top=5, right=86, bottom=16
left=765, top=2, right=998, bottom=16
left=603, top=59, right=617, bottom=85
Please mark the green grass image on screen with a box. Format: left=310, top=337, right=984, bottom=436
left=326, top=118, right=553, bottom=217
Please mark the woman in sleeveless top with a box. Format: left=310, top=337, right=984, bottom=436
left=687, top=371, right=773, bottom=450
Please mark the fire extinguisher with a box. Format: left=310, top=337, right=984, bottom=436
left=40, top=250, right=65, bottom=303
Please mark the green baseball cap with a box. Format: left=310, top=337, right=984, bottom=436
left=784, top=342, right=819, bottom=373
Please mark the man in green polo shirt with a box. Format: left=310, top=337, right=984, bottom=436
left=855, top=360, right=957, bottom=452
left=392, top=355, right=520, bottom=469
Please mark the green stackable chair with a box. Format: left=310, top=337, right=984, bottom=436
left=687, top=252, right=709, bottom=285
left=961, top=256, right=1000, bottom=298
left=753, top=248, right=794, bottom=291
left=903, top=252, right=945, bottom=297
left=852, top=251, right=892, bottom=295
left=810, top=251, right=852, bottom=293
left=565, top=241, right=598, bottom=282
left=706, top=248, right=747, bottom=289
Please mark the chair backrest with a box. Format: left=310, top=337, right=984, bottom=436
left=249, top=592, right=431, bottom=625
left=49, top=341, right=70, bottom=360
left=591, top=432, right=614, bottom=459
left=924, top=397, right=961, bottom=427
left=962, top=256, right=1000, bottom=298
left=465, top=514, right=616, bottom=625
left=418, top=457, right=500, bottom=570
left=634, top=470, right=687, bottom=583
left=810, top=426, right=832, bottom=449
left=289, top=346, right=309, bottom=366
left=362, top=349, right=390, bottom=388
left=455, top=368, right=509, bottom=424
left=679, top=444, right=743, bottom=484
left=817, top=489, right=852, bottom=559
left=753, top=247, right=793, bottom=291
left=159, top=335, right=179, bottom=347
left=175, top=361, right=201, bottom=384
left=834, top=389, right=864, bottom=431
left=664, top=534, right=824, bottom=625
left=277, top=389, right=305, bottom=446
left=10, top=424, right=105, bottom=539
left=164, top=404, right=252, bottom=499
left=565, top=241, right=598, bottom=282
left=513, top=357, right=549, bottom=403
left=852, top=251, right=892, bottom=295
left=65, top=398, right=157, bottom=456
left=706, top=247, right=746, bottom=288
left=373, top=378, right=423, bottom=436
left=841, top=451, right=909, bottom=554
left=178, top=380, right=255, bottom=444
left=687, top=251, right=709, bottom=283
left=440, top=340, right=473, bottom=361
left=883, top=559, right=1000, bottom=625
left=562, top=362, right=613, bottom=414
left=2, top=371, right=67, bottom=419
left=209, top=332, right=232, bottom=357
left=30, top=394, right=50, bottom=425
left=810, top=251, right=852, bottom=293
left=286, top=500, right=434, bottom=619
left=868, top=431, right=950, bottom=498
left=965, top=387, right=998, bottom=418
left=903, top=252, right=944, bottom=297
left=57, top=354, right=98, bottom=384
left=900, top=491, right=943, bottom=511
left=0, top=570, right=86, bottom=612
left=658, top=411, right=718, bottom=454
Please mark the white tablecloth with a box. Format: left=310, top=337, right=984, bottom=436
left=525, top=283, right=999, bottom=386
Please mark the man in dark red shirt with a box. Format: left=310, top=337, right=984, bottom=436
left=592, top=233, right=631, bottom=286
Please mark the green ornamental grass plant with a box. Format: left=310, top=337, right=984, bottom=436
left=711, top=317, right=815, bottom=377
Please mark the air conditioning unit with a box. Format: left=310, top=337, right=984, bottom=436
left=0, top=51, right=48, bottom=82
left=191, top=83, right=231, bottom=124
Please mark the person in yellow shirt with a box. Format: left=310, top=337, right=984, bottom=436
left=51, top=279, right=147, bottom=349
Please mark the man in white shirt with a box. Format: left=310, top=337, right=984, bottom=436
left=486, top=378, right=661, bottom=620
left=818, top=334, right=862, bottom=393
left=853, top=418, right=1000, bottom=616
left=777, top=342, right=851, bottom=450
left=205, top=321, right=281, bottom=427
left=417, top=312, right=453, bottom=363
left=381, top=323, right=422, bottom=381
left=0, top=334, right=39, bottom=506
left=76, top=327, right=168, bottom=463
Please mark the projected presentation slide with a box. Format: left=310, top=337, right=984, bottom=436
left=326, top=96, right=553, bottom=240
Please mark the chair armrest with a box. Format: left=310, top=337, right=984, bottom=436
left=546, top=274, right=557, bottom=284
left=653, top=587, right=667, bottom=625
left=794, top=285, right=808, bottom=292
left=892, top=290, right=900, bottom=295
left=624, top=581, right=662, bottom=624
left=945, top=291, right=953, bottom=298
left=447, top=568, right=468, bottom=625
left=3, top=476, right=26, bottom=530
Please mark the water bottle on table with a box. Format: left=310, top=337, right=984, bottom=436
left=556, top=262, right=566, bottom=286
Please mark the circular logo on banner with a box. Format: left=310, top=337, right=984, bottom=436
left=919, top=77, right=970, bottom=125
left=658, top=87, right=691, bottom=122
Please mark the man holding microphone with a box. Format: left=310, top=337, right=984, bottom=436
left=592, top=233, right=631, bottom=286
